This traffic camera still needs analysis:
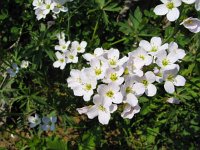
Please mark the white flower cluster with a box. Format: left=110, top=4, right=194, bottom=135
left=181, top=17, right=200, bottom=33
left=154, top=0, right=200, bottom=22
left=28, top=114, right=57, bottom=131
left=32, top=0, right=73, bottom=20
left=67, top=37, right=186, bottom=125
left=53, top=32, right=87, bottom=69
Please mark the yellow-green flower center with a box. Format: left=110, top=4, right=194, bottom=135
left=139, top=55, right=145, bottom=60
left=109, top=59, right=117, bottom=66
left=95, top=68, right=102, bottom=75
left=162, top=59, right=169, bottom=66
left=59, top=58, right=64, bottom=63
left=69, top=55, right=74, bottom=60
left=142, top=80, right=148, bottom=86
left=126, top=87, right=133, bottom=94
left=62, top=45, right=66, bottom=49
left=106, top=90, right=114, bottom=98
left=151, top=46, right=158, bottom=52
left=57, top=4, right=62, bottom=8
left=98, top=105, right=106, bottom=111
left=85, top=84, right=92, bottom=91
left=167, top=74, right=174, bottom=81
left=167, top=2, right=174, bottom=9
left=110, top=73, right=118, bottom=81
left=124, top=67, right=129, bottom=75
left=77, top=47, right=81, bottom=51
left=46, top=4, right=50, bottom=9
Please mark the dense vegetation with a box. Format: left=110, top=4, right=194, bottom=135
left=0, top=0, right=200, bottom=149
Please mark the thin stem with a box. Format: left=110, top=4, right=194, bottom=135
left=7, top=22, right=25, bottom=50
left=110, top=38, right=126, bottom=46
left=0, top=74, right=7, bottom=89
left=91, top=17, right=100, bottom=41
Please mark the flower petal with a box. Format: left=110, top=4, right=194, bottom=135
left=145, top=84, right=157, bottom=97
left=174, top=75, right=186, bottom=86
left=164, top=81, right=175, bottom=94
left=154, top=4, right=168, bottom=16
left=167, top=8, right=180, bottom=22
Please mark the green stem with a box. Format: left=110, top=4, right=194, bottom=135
left=91, top=17, right=100, bottom=41
left=0, top=74, right=7, bottom=89
left=110, top=38, right=126, bottom=46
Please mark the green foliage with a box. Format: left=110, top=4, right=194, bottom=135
left=0, top=0, right=200, bottom=149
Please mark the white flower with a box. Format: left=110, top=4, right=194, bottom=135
left=182, top=0, right=196, bottom=4
left=133, top=71, right=157, bottom=97
left=97, top=82, right=123, bottom=106
left=121, top=94, right=141, bottom=119
left=55, top=40, right=70, bottom=53
left=163, top=67, right=186, bottom=94
left=180, top=17, right=200, bottom=33
left=139, top=37, right=168, bottom=57
left=35, top=8, right=46, bottom=20
left=52, top=0, right=68, bottom=14
left=77, top=106, right=91, bottom=114
left=86, top=95, right=117, bottom=125
left=41, top=0, right=55, bottom=15
left=20, top=60, right=29, bottom=69
left=66, top=50, right=78, bottom=63
left=195, top=0, right=200, bottom=11
left=153, top=67, right=164, bottom=83
left=67, top=69, right=82, bottom=89
left=71, top=68, right=97, bottom=101
left=33, top=0, right=43, bottom=9
left=166, top=97, right=180, bottom=104
left=53, top=51, right=67, bottom=70
left=168, top=42, right=186, bottom=60
left=90, top=58, right=109, bottom=80
left=41, top=116, right=57, bottom=131
left=56, top=32, right=65, bottom=41
left=106, top=48, right=128, bottom=68
left=129, top=48, right=153, bottom=68
left=28, top=114, right=41, bottom=128
left=83, top=47, right=104, bottom=62
left=71, top=41, right=87, bottom=53
left=123, top=58, right=143, bottom=77
left=154, top=0, right=182, bottom=22
left=121, top=76, right=145, bottom=97
left=156, top=50, right=179, bottom=70
left=103, top=67, right=124, bottom=85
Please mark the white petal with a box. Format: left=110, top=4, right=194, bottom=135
left=53, top=61, right=60, bottom=68
left=132, top=83, right=145, bottom=96
left=113, top=92, right=123, bottom=104
left=167, top=97, right=180, bottom=104
left=154, top=4, right=168, bottom=15
left=80, top=41, right=87, bottom=48
left=182, top=0, right=195, bottom=4
left=126, top=93, right=138, bottom=107
left=164, top=81, right=175, bottom=94
left=150, top=37, right=161, bottom=47
left=195, top=0, right=200, bottom=11
left=139, top=40, right=151, bottom=51
left=87, top=106, right=98, bottom=119
left=134, top=83, right=145, bottom=95
left=145, top=84, right=157, bottom=97
left=167, top=8, right=180, bottom=22
left=98, top=110, right=110, bottom=125
left=109, top=104, right=117, bottom=113
left=173, top=0, right=182, bottom=6
left=145, top=71, right=156, bottom=83
left=77, top=106, right=89, bottom=114
left=174, top=75, right=186, bottom=86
